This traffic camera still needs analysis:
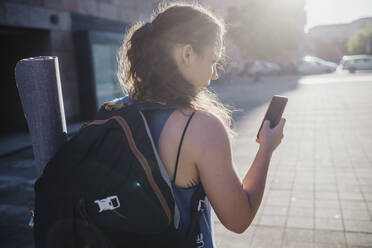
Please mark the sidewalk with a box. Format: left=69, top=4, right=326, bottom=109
left=212, top=74, right=372, bottom=247
left=0, top=120, right=86, bottom=247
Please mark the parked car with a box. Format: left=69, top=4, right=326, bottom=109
left=248, top=60, right=281, bottom=76
left=338, top=55, right=372, bottom=73
left=264, top=61, right=281, bottom=74
left=296, top=56, right=337, bottom=74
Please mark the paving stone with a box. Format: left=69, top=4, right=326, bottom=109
left=364, top=192, right=372, bottom=201
left=344, top=220, right=372, bottom=233
left=345, top=232, right=372, bottom=247
left=262, top=205, right=288, bottom=216
left=342, top=208, right=371, bottom=221
left=367, top=201, right=372, bottom=216
left=289, top=206, right=314, bottom=218
left=290, top=199, right=314, bottom=208
left=293, top=184, right=314, bottom=192
left=316, top=177, right=336, bottom=184
left=292, top=191, right=314, bottom=200
left=270, top=182, right=293, bottom=191
left=266, top=196, right=290, bottom=206
left=339, top=192, right=364, bottom=201
left=287, top=216, right=314, bottom=229
left=316, top=207, right=342, bottom=219
left=315, top=199, right=341, bottom=209
left=340, top=200, right=368, bottom=210
left=284, top=228, right=314, bottom=243
left=250, top=226, right=284, bottom=248
left=295, top=177, right=315, bottom=184
left=315, top=244, right=347, bottom=248
left=315, top=184, right=338, bottom=192
left=268, top=190, right=291, bottom=199
left=259, top=215, right=286, bottom=227
left=315, top=218, right=344, bottom=231
left=315, top=230, right=346, bottom=246
left=284, top=241, right=315, bottom=248
left=213, top=222, right=254, bottom=248
left=315, top=192, right=339, bottom=200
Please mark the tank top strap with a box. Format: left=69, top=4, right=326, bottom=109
left=173, top=111, right=196, bottom=183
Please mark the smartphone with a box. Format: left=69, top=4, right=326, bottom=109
left=257, top=95, right=288, bottom=139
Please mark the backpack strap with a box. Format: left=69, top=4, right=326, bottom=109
left=173, top=111, right=196, bottom=183
left=187, top=184, right=206, bottom=248
left=171, top=110, right=205, bottom=248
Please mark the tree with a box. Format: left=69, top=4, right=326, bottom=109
left=225, top=0, right=305, bottom=61
left=347, top=27, right=372, bottom=55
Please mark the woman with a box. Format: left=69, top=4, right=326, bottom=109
left=114, top=2, right=285, bottom=247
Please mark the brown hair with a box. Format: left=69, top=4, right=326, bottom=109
left=117, top=2, right=235, bottom=138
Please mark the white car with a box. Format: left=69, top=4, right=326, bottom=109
left=264, top=62, right=281, bottom=74
left=296, top=56, right=337, bottom=74
left=338, top=55, right=372, bottom=73
left=249, top=60, right=281, bottom=75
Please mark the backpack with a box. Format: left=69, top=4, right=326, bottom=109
left=33, top=102, right=206, bottom=248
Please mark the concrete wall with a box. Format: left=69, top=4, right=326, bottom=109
left=0, top=0, right=161, bottom=126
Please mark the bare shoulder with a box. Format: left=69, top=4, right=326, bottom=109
left=186, top=111, right=230, bottom=157
left=190, top=111, right=228, bottom=139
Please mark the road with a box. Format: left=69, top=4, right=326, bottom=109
left=1, top=72, right=372, bottom=247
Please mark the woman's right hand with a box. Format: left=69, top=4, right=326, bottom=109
left=256, top=118, right=286, bottom=153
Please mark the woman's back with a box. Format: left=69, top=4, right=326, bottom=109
left=156, top=109, right=200, bottom=188
left=146, top=108, right=215, bottom=247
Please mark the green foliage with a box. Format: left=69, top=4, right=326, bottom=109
left=225, top=0, right=304, bottom=60
left=347, top=27, right=372, bottom=55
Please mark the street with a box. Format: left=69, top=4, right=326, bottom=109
left=1, top=72, right=372, bottom=247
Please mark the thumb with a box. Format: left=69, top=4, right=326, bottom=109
left=275, top=118, right=286, bottom=130
left=263, top=120, right=271, bottom=128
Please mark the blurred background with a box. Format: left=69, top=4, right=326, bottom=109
left=0, top=0, right=371, bottom=137
left=1, top=1, right=372, bottom=247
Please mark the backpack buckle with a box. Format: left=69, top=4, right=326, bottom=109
left=197, top=199, right=205, bottom=212
left=28, top=209, right=34, bottom=228
left=196, top=233, right=204, bottom=248
left=94, top=195, right=121, bottom=212
left=28, top=201, right=35, bottom=228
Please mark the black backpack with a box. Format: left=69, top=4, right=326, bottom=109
left=33, top=102, right=206, bottom=248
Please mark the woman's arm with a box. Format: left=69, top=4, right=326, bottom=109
left=241, top=119, right=285, bottom=230
left=189, top=113, right=285, bottom=233
left=241, top=145, right=272, bottom=230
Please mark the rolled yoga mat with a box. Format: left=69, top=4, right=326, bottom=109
left=15, top=56, right=67, bottom=177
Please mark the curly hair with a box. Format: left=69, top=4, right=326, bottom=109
left=117, top=2, right=235, bottom=138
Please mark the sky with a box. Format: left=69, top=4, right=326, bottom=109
left=305, top=0, right=372, bottom=31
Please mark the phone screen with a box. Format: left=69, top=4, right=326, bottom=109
left=257, top=95, right=288, bottom=139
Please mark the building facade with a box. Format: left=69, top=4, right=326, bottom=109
left=306, top=17, right=372, bottom=62
left=0, top=0, right=174, bottom=137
